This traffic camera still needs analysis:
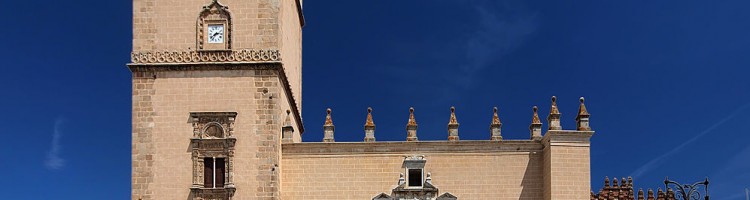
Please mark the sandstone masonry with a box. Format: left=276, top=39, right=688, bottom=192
left=130, top=1, right=597, bottom=200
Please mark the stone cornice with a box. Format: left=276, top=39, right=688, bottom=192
left=282, top=140, right=544, bottom=156
left=129, top=49, right=281, bottom=64
left=128, top=62, right=280, bottom=71
left=542, top=130, right=594, bottom=147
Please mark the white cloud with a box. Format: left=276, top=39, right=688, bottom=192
left=455, top=2, right=538, bottom=89
left=372, top=1, right=539, bottom=105
left=45, top=118, right=65, bottom=170
left=709, top=145, right=750, bottom=199
left=630, top=102, right=750, bottom=179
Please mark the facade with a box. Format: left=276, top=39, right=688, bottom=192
left=129, top=1, right=602, bottom=199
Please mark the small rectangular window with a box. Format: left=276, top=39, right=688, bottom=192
left=215, top=158, right=225, bottom=187
left=408, top=169, right=422, bottom=187
left=203, top=158, right=212, bottom=188
left=203, top=157, right=226, bottom=188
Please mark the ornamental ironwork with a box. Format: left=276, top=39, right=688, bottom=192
left=664, top=177, right=710, bottom=200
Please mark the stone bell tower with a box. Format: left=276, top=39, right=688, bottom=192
left=129, top=0, right=304, bottom=199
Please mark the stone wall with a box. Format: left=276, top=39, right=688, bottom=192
left=543, top=130, right=593, bottom=200
left=132, top=77, right=156, bottom=199
left=133, top=0, right=280, bottom=51
left=132, top=0, right=303, bottom=107
left=278, top=0, right=303, bottom=112
left=131, top=66, right=295, bottom=200
left=280, top=141, right=545, bottom=200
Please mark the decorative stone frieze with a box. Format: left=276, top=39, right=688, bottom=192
left=191, top=112, right=236, bottom=139
left=190, top=187, right=236, bottom=200
left=130, top=49, right=281, bottom=64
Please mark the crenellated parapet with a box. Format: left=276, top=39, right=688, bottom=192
left=592, top=177, right=676, bottom=200
left=283, top=98, right=595, bottom=199
left=311, top=96, right=593, bottom=143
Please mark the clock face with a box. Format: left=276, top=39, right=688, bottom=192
left=207, top=24, right=224, bottom=44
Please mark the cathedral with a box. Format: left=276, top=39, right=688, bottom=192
left=128, top=1, right=666, bottom=199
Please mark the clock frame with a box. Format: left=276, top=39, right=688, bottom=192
left=197, top=0, right=232, bottom=51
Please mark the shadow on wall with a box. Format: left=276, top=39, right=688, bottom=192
left=519, top=152, right=543, bottom=199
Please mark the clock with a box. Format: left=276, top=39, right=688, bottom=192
left=197, top=1, right=232, bottom=50
left=207, top=24, right=224, bottom=44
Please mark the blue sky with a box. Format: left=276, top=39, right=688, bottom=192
left=1, top=0, right=749, bottom=199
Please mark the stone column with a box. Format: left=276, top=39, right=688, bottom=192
left=225, top=149, right=235, bottom=188
left=191, top=150, right=200, bottom=188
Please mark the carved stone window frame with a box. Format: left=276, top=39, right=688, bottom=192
left=189, top=112, right=237, bottom=199
left=197, top=0, right=232, bottom=51
left=403, top=155, right=426, bottom=188
left=375, top=155, right=457, bottom=199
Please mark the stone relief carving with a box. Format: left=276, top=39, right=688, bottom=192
left=203, top=123, right=224, bottom=138
left=130, top=49, right=281, bottom=64
left=191, top=188, right=235, bottom=200
left=191, top=112, right=236, bottom=139
left=189, top=112, right=237, bottom=200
